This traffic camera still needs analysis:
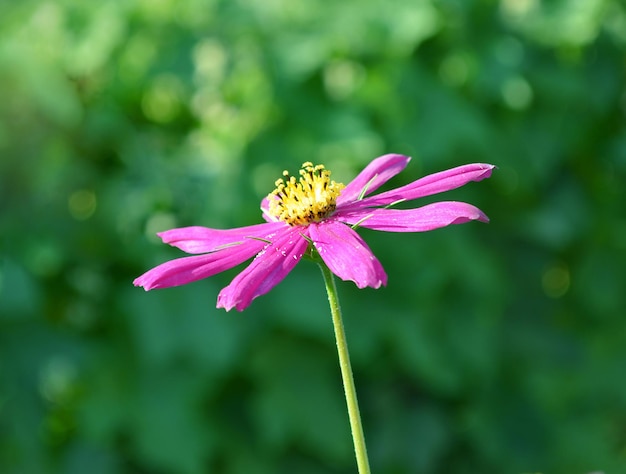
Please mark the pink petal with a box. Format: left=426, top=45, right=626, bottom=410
left=308, top=221, right=387, bottom=289
left=260, top=197, right=273, bottom=222
left=260, top=195, right=284, bottom=223
left=348, top=163, right=495, bottom=208
left=336, top=154, right=411, bottom=206
left=158, top=221, right=286, bottom=254
left=337, top=201, right=489, bottom=232
left=217, top=227, right=308, bottom=311
left=133, top=237, right=270, bottom=290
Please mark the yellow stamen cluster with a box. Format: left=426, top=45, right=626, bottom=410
left=267, top=162, right=345, bottom=226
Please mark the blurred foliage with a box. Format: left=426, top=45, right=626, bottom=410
left=1, top=0, right=626, bottom=473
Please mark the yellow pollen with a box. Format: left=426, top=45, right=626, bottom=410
left=267, top=162, right=345, bottom=226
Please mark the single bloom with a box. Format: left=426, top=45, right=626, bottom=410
left=134, top=155, right=494, bottom=311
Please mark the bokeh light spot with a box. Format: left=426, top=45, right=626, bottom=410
left=193, top=39, right=227, bottom=84
left=323, top=60, right=365, bottom=100
left=119, top=35, right=157, bottom=82
left=439, top=53, right=471, bottom=87
left=24, top=242, right=63, bottom=278
left=39, top=356, right=77, bottom=404
left=68, top=189, right=97, bottom=220
left=501, top=76, right=533, bottom=110
left=495, top=37, right=524, bottom=67
left=500, top=0, right=538, bottom=21
left=542, top=262, right=570, bottom=298
left=145, top=212, right=177, bottom=242
left=141, top=74, right=184, bottom=123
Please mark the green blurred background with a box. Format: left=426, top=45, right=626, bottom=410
left=1, top=0, right=626, bottom=473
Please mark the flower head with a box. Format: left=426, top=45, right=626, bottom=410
left=134, top=155, right=494, bottom=311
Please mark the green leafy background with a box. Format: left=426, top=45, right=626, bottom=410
left=1, top=0, right=625, bottom=473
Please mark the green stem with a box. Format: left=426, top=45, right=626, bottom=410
left=319, top=263, right=371, bottom=474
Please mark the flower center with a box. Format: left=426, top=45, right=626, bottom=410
left=267, top=162, right=345, bottom=226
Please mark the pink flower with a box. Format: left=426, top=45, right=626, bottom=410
left=134, top=155, right=494, bottom=311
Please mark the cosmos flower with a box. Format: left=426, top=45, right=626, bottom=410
left=134, top=155, right=494, bottom=311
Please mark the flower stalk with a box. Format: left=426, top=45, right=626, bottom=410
left=319, top=262, right=371, bottom=474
